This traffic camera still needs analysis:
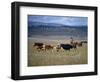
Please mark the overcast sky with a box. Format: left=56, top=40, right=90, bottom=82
left=28, top=15, right=88, bottom=26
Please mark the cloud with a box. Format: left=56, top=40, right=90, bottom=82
left=28, top=15, right=87, bottom=26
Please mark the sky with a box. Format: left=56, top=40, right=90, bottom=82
left=28, top=15, right=88, bottom=26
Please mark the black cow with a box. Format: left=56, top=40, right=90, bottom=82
left=60, top=44, right=73, bottom=50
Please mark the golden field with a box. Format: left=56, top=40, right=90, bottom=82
left=28, top=38, right=88, bottom=66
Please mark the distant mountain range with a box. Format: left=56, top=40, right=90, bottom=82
left=28, top=21, right=87, bottom=27
left=28, top=21, right=87, bottom=40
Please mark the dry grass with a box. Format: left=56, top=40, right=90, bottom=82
left=28, top=38, right=88, bottom=66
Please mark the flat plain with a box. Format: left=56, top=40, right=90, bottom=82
left=28, top=38, right=88, bottom=66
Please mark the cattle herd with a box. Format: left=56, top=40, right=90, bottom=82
left=33, top=40, right=87, bottom=52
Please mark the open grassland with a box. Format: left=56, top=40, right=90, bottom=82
left=28, top=38, right=88, bottom=66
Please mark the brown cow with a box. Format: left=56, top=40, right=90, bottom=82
left=43, top=44, right=54, bottom=51
left=70, top=41, right=77, bottom=49
left=33, top=42, right=43, bottom=47
left=70, top=37, right=82, bottom=47
left=33, top=42, right=44, bottom=51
